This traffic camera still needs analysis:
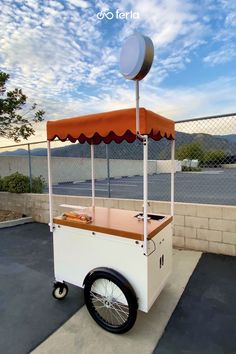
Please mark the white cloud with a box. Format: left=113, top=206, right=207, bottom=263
left=38, top=75, right=236, bottom=122
left=67, top=0, right=89, bottom=9
left=0, top=1, right=104, bottom=101
left=203, top=44, right=236, bottom=65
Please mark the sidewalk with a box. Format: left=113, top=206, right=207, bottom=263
left=32, top=249, right=201, bottom=354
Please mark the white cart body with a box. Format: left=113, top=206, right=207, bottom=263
left=53, top=207, right=172, bottom=312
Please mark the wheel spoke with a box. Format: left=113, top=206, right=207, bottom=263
left=107, top=307, right=114, bottom=325
left=109, top=304, right=127, bottom=323
left=90, top=291, right=103, bottom=302
left=111, top=309, right=121, bottom=324
left=112, top=304, right=129, bottom=317
left=104, top=279, right=108, bottom=297
left=94, top=305, right=106, bottom=310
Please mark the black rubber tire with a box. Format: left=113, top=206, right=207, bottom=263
left=84, top=269, right=138, bottom=334
left=52, top=282, right=68, bottom=300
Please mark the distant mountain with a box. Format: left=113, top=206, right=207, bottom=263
left=0, top=148, right=28, bottom=156
left=31, top=148, right=48, bottom=155
left=49, top=132, right=236, bottom=159
left=176, top=132, right=236, bottom=156
left=216, top=134, right=236, bottom=143
left=0, top=148, right=46, bottom=156
left=1, top=132, right=236, bottom=159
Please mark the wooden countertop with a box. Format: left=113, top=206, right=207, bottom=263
left=53, top=207, right=172, bottom=241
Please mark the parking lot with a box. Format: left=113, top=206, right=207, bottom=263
left=2, top=223, right=236, bottom=354
left=51, top=169, right=236, bottom=205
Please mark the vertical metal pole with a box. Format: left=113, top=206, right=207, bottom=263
left=47, top=141, right=53, bottom=232
left=171, top=140, right=175, bottom=217
left=91, top=143, right=95, bottom=207
left=143, top=135, right=148, bottom=255
left=28, top=143, right=32, bottom=192
left=106, top=144, right=111, bottom=198
left=135, top=81, right=140, bottom=134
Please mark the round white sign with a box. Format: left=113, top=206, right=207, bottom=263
left=120, top=33, right=154, bottom=81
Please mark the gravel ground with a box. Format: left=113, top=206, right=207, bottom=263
left=0, top=209, right=25, bottom=222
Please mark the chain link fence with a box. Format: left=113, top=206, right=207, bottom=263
left=0, top=113, right=235, bottom=205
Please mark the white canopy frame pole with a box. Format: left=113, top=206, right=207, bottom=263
left=171, top=139, right=175, bottom=217
left=135, top=80, right=148, bottom=255
left=47, top=140, right=53, bottom=232
left=91, top=143, right=95, bottom=207
left=135, top=81, right=140, bottom=134
left=143, top=135, right=148, bottom=255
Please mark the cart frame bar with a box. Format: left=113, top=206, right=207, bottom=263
left=91, top=143, right=95, bottom=207
left=47, top=140, right=53, bottom=232
left=143, top=135, right=148, bottom=255
left=171, top=139, right=175, bottom=217
left=136, top=81, right=140, bottom=134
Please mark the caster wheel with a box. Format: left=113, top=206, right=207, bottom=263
left=84, top=269, right=137, bottom=334
left=52, top=282, right=68, bottom=300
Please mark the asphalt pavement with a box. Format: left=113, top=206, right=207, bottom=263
left=2, top=223, right=236, bottom=354
left=0, top=223, right=84, bottom=354
left=154, top=253, right=236, bottom=354
left=51, top=169, right=236, bottom=205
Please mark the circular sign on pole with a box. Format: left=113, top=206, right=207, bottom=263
left=119, top=33, right=154, bottom=81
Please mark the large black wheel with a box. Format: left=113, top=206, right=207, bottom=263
left=52, top=282, right=68, bottom=300
left=84, top=269, right=138, bottom=334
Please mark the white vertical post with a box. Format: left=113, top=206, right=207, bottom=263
left=135, top=81, right=140, bottom=134
left=91, top=143, right=95, bottom=207
left=143, top=135, right=148, bottom=255
left=47, top=140, right=53, bottom=232
left=28, top=144, right=32, bottom=192
left=171, top=139, right=175, bottom=217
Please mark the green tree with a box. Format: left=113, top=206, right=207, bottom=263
left=176, top=142, right=205, bottom=161
left=204, top=150, right=226, bottom=167
left=0, top=71, right=45, bottom=142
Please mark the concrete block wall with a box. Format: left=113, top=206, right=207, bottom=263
left=173, top=203, right=236, bottom=256
left=0, top=156, right=177, bottom=184
left=0, top=192, right=235, bottom=256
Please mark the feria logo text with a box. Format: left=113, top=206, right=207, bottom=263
left=97, top=10, right=140, bottom=20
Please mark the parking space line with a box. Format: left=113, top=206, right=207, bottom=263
left=53, top=186, right=108, bottom=192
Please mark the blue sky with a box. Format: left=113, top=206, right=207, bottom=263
left=0, top=0, right=236, bottom=141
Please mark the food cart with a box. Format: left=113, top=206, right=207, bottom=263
left=46, top=107, right=175, bottom=334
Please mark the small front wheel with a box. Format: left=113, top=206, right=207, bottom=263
left=52, top=282, right=68, bottom=300
left=84, top=269, right=138, bottom=334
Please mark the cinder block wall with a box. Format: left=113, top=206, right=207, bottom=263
left=173, top=203, right=236, bottom=256
left=0, top=156, right=158, bottom=183
left=0, top=192, right=235, bottom=256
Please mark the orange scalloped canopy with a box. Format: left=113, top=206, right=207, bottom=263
left=47, top=107, right=175, bottom=144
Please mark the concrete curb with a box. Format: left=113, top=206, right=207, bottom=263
left=0, top=216, right=33, bottom=229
